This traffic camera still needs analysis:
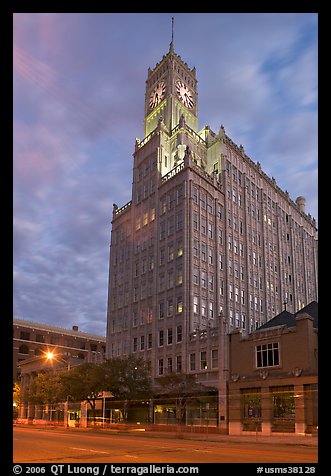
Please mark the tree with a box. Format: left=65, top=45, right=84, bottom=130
left=59, top=363, right=105, bottom=424
left=155, top=373, right=216, bottom=425
left=13, top=382, right=20, bottom=419
left=102, top=356, right=152, bottom=421
left=28, top=372, right=64, bottom=405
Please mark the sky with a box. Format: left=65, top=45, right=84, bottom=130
left=13, top=13, right=318, bottom=337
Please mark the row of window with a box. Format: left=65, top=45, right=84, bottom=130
left=159, top=298, right=183, bottom=318
left=157, top=349, right=219, bottom=376
left=192, top=186, right=223, bottom=219
left=159, top=186, right=184, bottom=214
left=159, top=213, right=183, bottom=239
left=193, top=213, right=215, bottom=238
left=135, top=208, right=156, bottom=230
left=132, top=325, right=183, bottom=352
left=16, top=332, right=100, bottom=351
left=160, top=241, right=183, bottom=264
left=17, top=344, right=100, bottom=356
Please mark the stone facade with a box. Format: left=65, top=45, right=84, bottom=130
left=106, top=42, right=318, bottom=430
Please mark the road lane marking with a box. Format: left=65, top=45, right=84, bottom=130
left=70, top=447, right=109, bottom=454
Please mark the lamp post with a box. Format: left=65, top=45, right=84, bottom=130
left=45, top=351, right=71, bottom=427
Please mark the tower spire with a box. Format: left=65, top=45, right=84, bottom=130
left=169, top=16, right=174, bottom=52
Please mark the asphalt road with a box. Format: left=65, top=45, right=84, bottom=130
left=13, top=427, right=318, bottom=464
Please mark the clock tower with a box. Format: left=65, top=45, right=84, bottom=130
left=144, top=39, right=198, bottom=137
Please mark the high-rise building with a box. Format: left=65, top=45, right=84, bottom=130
left=106, top=39, right=318, bottom=425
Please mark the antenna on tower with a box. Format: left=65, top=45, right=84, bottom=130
left=170, top=16, right=174, bottom=51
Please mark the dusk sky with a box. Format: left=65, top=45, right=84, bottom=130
left=13, top=13, right=318, bottom=337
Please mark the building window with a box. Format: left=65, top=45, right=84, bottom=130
left=211, top=349, right=218, bottom=369
left=167, top=357, right=173, bottom=373
left=167, top=328, right=173, bottom=345
left=201, top=271, right=207, bottom=288
left=18, top=344, right=29, bottom=354
left=200, top=351, right=207, bottom=370
left=201, top=243, right=206, bottom=261
left=201, top=217, right=206, bottom=234
left=256, top=342, right=280, bottom=368
left=176, top=355, right=182, bottom=372
left=159, top=248, right=165, bottom=265
left=200, top=192, right=206, bottom=209
left=159, top=359, right=164, bottom=375
left=167, top=218, right=174, bottom=236
left=190, top=353, right=196, bottom=371
left=167, top=299, right=173, bottom=316
left=193, top=296, right=199, bottom=314
left=177, top=296, right=183, bottom=313
left=159, top=330, right=164, bottom=347
left=271, top=386, right=295, bottom=430
left=201, top=299, right=207, bottom=317
left=159, top=302, right=165, bottom=319
left=193, top=187, right=198, bottom=204
left=176, top=325, right=182, bottom=343
left=20, top=331, right=30, bottom=341
left=241, top=388, right=262, bottom=427
left=140, top=335, right=145, bottom=351
left=148, top=333, right=152, bottom=349
left=133, top=337, right=138, bottom=352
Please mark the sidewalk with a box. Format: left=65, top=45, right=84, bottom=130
left=13, top=422, right=318, bottom=447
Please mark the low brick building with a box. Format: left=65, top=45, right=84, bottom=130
left=228, top=301, right=318, bottom=435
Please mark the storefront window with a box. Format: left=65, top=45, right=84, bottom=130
left=271, top=386, right=295, bottom=432
left=241, top=388, right=261, bottom=431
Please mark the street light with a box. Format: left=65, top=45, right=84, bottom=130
left=45, top=351, right=71, bottom=371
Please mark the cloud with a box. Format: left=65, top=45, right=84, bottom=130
left=13, top=13, right=318, bottom=335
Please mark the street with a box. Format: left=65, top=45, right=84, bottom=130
left=13, top=427, right=318, bottom=464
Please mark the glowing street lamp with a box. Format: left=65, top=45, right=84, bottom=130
left=45, top=351, right=71, bottom=371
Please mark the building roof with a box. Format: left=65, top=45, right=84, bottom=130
left=257, top=301, right=318, bottom=331
left=295, top=300, right=318, bottom=328
left=13, top=318, right=106, bottom=342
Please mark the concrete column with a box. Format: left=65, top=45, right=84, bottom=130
left=80, top=401, right=88, bottom=427
left=261, top=386, right=272, bottom=435
left=294, top=384, right=306, bottom=435
left=228, top=385, right=241, bottom=435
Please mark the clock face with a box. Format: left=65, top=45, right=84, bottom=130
left=149, top=81, right=166, bottom=109
left=176, top=80, right=194, bottom=109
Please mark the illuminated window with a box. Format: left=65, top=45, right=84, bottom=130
left=200, top=351, right=207, bottom=370
left=177, top=297, right=183, bottom=313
